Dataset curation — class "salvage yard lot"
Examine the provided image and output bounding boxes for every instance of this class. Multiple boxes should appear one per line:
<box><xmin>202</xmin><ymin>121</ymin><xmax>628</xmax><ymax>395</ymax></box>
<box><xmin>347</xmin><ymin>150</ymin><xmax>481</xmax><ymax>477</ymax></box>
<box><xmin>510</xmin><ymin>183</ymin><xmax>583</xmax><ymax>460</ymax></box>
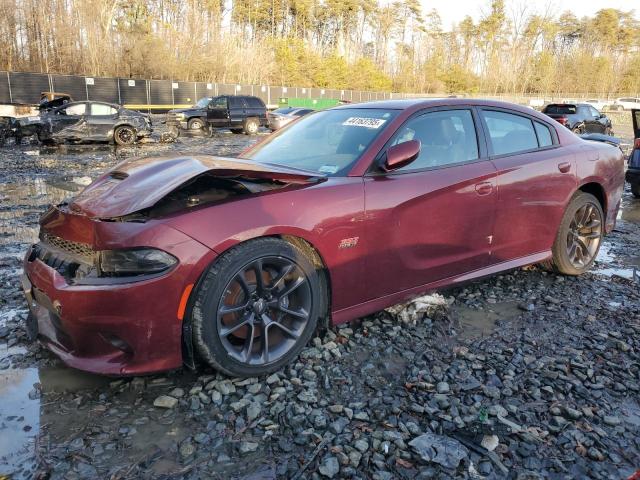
<box><xmin>0</xmin><ymin>124</ymin><xmax>639</xmax><ymax>479</ymax></box>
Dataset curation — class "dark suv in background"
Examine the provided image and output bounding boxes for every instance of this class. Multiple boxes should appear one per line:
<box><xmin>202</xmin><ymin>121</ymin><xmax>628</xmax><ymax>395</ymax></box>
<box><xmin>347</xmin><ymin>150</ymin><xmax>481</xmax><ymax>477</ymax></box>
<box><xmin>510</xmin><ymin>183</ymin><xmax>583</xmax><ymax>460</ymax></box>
<box><xmin>626</xmin><ymin>109</ymin><xmax>640</xmax><ymax>198</ymax></box>
<box><xmin>542</xmin><ymin>103</ymin><xmax>613</xmax><ymax>135</ymax></box>
<box><xmin>167</xmin><ymin>95</ymin><xmax>268</xmax><ymax>134</ymax></box>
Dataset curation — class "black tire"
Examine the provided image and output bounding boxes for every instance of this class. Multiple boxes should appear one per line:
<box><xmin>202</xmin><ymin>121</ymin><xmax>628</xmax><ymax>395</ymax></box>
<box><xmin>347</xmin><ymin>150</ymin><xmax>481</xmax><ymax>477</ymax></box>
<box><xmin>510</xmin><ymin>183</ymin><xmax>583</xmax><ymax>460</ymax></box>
<box><xmin>543</xmin><ymin>192</ymin><xmax>604</xmax><ymax>275</ymax></box>
<box><xmin>230</xmin><ymin>128</ymin><xmax>244</xmax><ymax>134</ymax></box>
<box><xmin>243</xmin><ymin>118</ymin><xmax>259</xmax><ymax>135</ymax></box>
<box><xmin>572</xmin><ymin>125</ymin><xmax>584</xmax><ymax>135</ymax></box>
<box><xmin>187</xmin><ymin>118</ymin><xmax>204</xmax><ymax>130</ymax></box>
<box><xmin>114</xmin><ymin>125</ymin><xmax>136</xmax><ymax>145</ymax></box>
<box><xmin>191</xmin><ymin>237</ymin><xmax>324</xmax><ymax>377</ymax></box>
<box><xmin>631</xmin><ymin>182</ymin><xmax>640</xmax><ymax>199</ymax></box>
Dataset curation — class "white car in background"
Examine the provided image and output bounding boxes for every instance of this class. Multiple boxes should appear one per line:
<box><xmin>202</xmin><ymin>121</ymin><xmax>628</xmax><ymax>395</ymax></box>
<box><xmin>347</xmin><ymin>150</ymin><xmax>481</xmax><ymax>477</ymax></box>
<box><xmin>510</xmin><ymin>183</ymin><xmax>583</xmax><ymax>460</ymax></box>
<box><xmin>584</xmin><ymin>99</ymin><xmax>610</xmax><ymax>111</ymax></box>
<box><xmin>613</xmin><ymin>97</ymin><xmax>640</xmax><ymax>111</ymax></box>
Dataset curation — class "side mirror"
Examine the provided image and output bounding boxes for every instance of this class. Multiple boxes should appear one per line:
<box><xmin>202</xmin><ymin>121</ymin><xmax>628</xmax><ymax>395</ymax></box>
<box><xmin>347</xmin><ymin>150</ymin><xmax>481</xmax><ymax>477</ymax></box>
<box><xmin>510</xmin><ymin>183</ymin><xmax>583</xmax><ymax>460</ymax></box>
<box><xmin>383</xmin><ymin>140</ymin><xmax>421</xmax><ymax>172</ymax></box>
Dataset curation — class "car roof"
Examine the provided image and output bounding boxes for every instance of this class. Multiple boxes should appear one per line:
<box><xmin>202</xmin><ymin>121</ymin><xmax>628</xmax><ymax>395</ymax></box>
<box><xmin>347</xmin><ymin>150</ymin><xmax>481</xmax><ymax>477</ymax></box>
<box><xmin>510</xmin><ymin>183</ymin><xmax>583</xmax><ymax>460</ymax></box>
<box><xmin>333</xmin><ymin>98</ymin><xmax>557</xmax><ymax>119</ymax></box>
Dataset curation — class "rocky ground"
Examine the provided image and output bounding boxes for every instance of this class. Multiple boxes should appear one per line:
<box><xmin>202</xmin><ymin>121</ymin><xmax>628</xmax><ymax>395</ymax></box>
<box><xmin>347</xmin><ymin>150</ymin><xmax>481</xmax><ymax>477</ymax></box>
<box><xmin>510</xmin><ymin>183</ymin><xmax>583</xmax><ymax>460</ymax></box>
<box><xmin>0</xmin><ymin>121</ymin><xmax>639</xmax><ymax>479</ymax></box>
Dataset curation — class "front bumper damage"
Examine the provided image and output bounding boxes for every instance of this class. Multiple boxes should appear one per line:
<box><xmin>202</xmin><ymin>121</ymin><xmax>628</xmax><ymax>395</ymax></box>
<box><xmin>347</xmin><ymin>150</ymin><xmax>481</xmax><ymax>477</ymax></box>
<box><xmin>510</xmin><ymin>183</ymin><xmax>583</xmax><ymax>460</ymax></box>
<box><xmin>22</xmin><ymin>206</ymin><xmax>215</xmax><ymax>375</ymax></box>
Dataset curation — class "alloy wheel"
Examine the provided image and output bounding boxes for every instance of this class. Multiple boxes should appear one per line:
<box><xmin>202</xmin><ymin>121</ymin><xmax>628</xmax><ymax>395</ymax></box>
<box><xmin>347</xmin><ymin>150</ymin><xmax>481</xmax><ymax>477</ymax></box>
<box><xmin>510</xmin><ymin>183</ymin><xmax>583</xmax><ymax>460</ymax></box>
<box><xmin>565</xmin><ymin>202</ymin><xmax>602</xmax><ymax>268</ymax></box>
<box><xmin>216</xmin><ymin>256</ymin><xmax>312</xmax><ymax>366</ymax></box>
<box><xmin>116</xmin><ymin>127</ymin><xmax>134</xmax><ymax>144</ymax></box>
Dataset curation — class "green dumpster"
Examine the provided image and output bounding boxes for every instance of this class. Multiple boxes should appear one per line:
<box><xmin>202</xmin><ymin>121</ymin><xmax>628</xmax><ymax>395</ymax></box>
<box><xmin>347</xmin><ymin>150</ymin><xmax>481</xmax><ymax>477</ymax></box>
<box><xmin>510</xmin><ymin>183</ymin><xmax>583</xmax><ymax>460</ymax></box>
<box><xmin>278</xmin><ymin>98</ymin><xmax>341</xmax><ymax>109</ymax></box>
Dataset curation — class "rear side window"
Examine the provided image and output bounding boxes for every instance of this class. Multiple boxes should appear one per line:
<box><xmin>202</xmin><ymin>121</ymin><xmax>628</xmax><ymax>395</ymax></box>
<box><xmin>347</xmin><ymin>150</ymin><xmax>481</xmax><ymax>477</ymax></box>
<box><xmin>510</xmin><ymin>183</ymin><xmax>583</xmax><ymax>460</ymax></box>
<box><xmin>228</xmin><ymin>97</ymin><xmax>244</xmax><ymax>108</ymax></box>
<box><xmin>390</xmin><ymin>109</ymin><xmax>479</xmax><ymax>170</ymax></box>
<box><xmin>90</xmin><ymin>104</ymin><xmax>117</xmax><ymax>116</ymax></box>
<box><xmin>534</xmin><ymin>122</ymin><xmax>553</xmax><ymax>147</ymax></box>
<box><xmin>59</xmin><ymin>103</ymin><xmax>86</xmax><ymax>115</ymax></box>
<box><xmin>245</xmin><ymin>97</ymin><xmax>265</xmax><ymax>108</ymax></box>
<box><xmin>481</xmin><ymin>110</ymin><xmax>538</xmax><ymax>156</ymax></box>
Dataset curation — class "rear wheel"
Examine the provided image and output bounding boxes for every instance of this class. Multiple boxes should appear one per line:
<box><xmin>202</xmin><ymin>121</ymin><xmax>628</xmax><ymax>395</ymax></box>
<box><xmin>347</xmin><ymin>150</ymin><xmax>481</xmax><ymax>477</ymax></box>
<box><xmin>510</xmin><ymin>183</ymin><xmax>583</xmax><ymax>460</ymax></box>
<box><xmin>572</xmin><ymin>125</ymin><xmax>584</xmax><ymax>135</ymax></box>
<box><xmin>191</xmin><ymin>238</ymin><xmax>324</xmax><ymax>377</ymax></box>
<box><xmin>188</xmin><ymin>118</ymin><xmax>204</xmax><ymax>130</ymax></box>
<box><xmin>243</xmin><ymin>118</ymin><xmax>259</xmax><ymax>135</ymax></box>
<box><xmin>114</xmin><ymin>125</ymin><xmax>136</xmax><ymax>145</ymax></box>
<box><xmin>543</xmin><ymin>192</ymin><xmax>604</xmax><ymax>275</ymax></box>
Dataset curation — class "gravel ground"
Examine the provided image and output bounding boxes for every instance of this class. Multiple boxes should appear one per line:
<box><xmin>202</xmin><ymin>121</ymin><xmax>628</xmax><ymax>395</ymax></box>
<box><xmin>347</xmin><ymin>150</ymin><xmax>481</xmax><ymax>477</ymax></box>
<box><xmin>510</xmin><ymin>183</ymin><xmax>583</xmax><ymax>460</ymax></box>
<box><xmin>0</xmin><ymin>121</ymin><xmax>639</xmax><ymax>480</ymax></box>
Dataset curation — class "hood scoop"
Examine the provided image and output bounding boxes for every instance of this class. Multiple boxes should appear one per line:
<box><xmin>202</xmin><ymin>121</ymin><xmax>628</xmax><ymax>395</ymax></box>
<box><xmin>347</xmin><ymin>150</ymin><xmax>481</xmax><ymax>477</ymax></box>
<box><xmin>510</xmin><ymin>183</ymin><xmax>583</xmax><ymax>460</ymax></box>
<box><xmin>69</xmin><ymin>155</ymin><xmax>323</xmax><ymax>219</ymax></box>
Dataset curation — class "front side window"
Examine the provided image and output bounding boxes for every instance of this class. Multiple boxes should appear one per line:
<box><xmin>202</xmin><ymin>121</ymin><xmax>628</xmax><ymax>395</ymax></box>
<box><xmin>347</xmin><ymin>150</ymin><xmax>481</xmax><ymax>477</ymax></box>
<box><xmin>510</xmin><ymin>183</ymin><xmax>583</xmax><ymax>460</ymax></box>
<box><xmin>389</xmin><ymin>109</ymin><xmax>479</xmax><ymax>170</ymax></box>
<box><xmin>195</xmin><ymin>97</ymin><xmax>212</xmax><ymax>108</ymax></box>
<box><xmin>90</xmin><ymin>103</ymin><xmax>117</xmax><ymax>116</ymax></box>
<box><xmin>588</xmin><ymin>107</ymin><xmax>600</xmax><ymax>117</ymax></box>
<box><xmin>243</xmin><ymin>108</ymin><xmax>398</xmax><ymax>176</ymax></box>
<box><xmin>481</xmin><ymin>110</ymin><xmax>538</xmax><ymax>156</ymax></box>
<box><xmin>58</xmin><ymin>103</ymin><xmax>86</xmax><ymax>116</ymax></box>
<box><xmin>211</xmin><ymin>97</ymin><xmax>227</xmax><ymax>109</ymax></box>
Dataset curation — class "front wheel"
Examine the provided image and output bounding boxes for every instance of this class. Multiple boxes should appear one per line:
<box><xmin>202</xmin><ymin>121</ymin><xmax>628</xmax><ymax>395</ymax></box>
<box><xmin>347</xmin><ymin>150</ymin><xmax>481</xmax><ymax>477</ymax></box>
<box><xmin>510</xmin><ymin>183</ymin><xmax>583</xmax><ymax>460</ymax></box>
<box><xmin>191</xmin><ymin>238</ymin><xmax>324</xmax><ymax>377</ymax></box>
<box><xmin>188</xmin><ymin>118</ymin><xmax>204</xmax><ymax>130</ymax></box>
<box><xmin>543</xmin><ymin>192</ymin><xmax>604</xmax><ymax>275</ymax></box>
<box><xmin>114</xmin><ymin>125</ymin><xmax>136</xmax><ymax>145</ymax></box>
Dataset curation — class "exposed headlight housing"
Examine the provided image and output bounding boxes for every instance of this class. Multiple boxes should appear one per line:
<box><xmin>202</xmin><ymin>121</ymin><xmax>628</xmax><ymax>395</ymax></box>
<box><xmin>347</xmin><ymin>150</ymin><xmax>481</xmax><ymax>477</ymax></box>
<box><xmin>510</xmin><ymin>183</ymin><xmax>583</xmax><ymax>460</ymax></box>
<box><xmin>98</xmin><ymin>248</ymin><xmax>177</xmax><ymax>276</ymax></box>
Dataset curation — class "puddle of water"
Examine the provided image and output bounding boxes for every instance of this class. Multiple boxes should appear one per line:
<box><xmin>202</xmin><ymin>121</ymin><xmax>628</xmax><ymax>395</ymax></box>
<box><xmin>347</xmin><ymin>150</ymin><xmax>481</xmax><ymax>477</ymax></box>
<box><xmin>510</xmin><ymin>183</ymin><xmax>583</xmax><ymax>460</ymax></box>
<box><xmin>620</xmin><ymin>197</ymin><xmax>640</xmax><ymax>225</ymax></box>
<box><xmin>594</xmin><ymin>244</ymin><xmax>639</xmax><ymax>280</ymax></box>
<box><xmin>451</xmin><ymin>301</ymin><xmax>521</xmax><ymax>340</ymax></box>
<box><xmin>0</xmin><ymin>369</ymin><xmax>40</xmax><ymax>478</ymax></box>
<box><xmin>0</xmin><ymin>366</ymin><xmax>111</xmax><ymax>476</ymax></box>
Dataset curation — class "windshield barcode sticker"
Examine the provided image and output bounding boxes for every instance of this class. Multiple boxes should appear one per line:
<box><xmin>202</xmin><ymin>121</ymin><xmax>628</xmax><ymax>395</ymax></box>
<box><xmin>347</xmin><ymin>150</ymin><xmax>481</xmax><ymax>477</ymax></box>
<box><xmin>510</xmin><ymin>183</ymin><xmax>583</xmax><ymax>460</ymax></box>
<box><xmin>342</xmin><ymin>117</ymin><xmax>386</xmax><ymax>129</ymax></box>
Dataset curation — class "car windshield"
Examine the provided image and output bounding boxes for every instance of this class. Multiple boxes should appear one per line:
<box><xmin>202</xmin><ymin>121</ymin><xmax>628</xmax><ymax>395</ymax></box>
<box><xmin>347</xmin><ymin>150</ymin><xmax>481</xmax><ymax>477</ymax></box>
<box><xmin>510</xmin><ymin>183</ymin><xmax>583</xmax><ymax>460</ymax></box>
<box><xmin>195</xmin><ymin>98</ymin><xmax>211</xmax><ymax>108</ymax></box>
<box><xmin>243</xmin><ymin>108</ymin><xmax>398</xmax><ymax>176</ymax></box>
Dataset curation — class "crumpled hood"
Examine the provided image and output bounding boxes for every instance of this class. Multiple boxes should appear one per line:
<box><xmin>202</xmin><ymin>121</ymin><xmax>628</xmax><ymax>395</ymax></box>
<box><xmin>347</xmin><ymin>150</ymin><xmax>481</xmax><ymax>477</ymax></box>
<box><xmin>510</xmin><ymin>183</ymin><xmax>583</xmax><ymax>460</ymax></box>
<box><xmin>68</xmin><ymin>155</ymin><xmax>323</xmax><ymax>218</ymax></box>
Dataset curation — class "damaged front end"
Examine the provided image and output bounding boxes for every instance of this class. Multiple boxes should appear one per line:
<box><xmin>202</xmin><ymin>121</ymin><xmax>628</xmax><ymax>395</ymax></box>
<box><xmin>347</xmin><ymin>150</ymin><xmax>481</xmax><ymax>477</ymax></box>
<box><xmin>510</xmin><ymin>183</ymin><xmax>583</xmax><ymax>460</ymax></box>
<box><xmin>22</xmin><ymin>155</ymin><xmax>324</xmax><ymax>374</ymax></box>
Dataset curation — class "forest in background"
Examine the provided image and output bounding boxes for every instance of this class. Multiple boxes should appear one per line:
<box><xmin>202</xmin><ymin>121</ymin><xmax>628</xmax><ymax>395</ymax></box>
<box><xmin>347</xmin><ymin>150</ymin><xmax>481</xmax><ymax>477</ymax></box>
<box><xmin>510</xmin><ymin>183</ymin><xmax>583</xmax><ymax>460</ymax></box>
<box><xmin>0</xmin><ymin>0</ymin><xmax>638</xmax><ymax>95</ymax></box>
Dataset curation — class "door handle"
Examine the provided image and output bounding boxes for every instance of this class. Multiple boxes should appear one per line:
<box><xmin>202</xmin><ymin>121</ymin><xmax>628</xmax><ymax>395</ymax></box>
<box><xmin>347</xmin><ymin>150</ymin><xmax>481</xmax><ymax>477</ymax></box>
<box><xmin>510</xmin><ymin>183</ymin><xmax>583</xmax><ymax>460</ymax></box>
<box><xmin>558</xmin><ymin>162</ymin><xmax>571</xmax><ymax>173</ymax></box>
<box><xmin>475</xmin><ymin>182</ymin><xmax>493</xmax><ymax>196</ymax></box>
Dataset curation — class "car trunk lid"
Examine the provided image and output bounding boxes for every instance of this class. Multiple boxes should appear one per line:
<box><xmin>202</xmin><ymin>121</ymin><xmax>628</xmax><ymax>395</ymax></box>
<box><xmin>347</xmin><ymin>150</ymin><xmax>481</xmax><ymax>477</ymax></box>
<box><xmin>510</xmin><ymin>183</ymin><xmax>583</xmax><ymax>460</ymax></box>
<box><xmin>68</xmin><ymin>155</ymin><xmax>324</xmax><ymax>218</ymax></box>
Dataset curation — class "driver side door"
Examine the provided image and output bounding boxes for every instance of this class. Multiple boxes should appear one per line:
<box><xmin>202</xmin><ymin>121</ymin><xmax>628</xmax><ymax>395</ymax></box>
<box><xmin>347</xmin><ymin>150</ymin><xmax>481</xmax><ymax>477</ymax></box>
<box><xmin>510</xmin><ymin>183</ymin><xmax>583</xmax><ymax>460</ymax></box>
<box><xmin>206</xmin><ymin>97</ymin><xmax>229</xmax><ymax>127</ymax></box>
<box><xmin>363</xmin><ymin>107</ymin><xmax>497</xmax><ymax>300</ymax></box>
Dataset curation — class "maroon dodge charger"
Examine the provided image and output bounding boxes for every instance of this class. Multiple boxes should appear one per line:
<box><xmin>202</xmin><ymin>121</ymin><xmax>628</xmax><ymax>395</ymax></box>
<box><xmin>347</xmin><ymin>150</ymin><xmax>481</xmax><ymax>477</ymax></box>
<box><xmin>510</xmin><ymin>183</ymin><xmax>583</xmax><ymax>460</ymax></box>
<box><xmin>22</xmin><ymin>99</ymin><xmax>624</xmax><ymax>376</ymax></box>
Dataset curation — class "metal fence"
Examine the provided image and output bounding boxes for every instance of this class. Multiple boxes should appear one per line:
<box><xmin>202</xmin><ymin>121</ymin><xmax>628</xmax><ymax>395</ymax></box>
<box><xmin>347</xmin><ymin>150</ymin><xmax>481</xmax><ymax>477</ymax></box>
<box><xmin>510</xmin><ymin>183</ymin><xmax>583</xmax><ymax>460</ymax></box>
<box><xmin>0</xmin><ymin>71</ymin><xmax>397</xmax><ymax>111</ymax></box>
<box><xmin>1</xmin><ymin>71</ymin><xmax>637</xmax><ymax>111</ymax></box>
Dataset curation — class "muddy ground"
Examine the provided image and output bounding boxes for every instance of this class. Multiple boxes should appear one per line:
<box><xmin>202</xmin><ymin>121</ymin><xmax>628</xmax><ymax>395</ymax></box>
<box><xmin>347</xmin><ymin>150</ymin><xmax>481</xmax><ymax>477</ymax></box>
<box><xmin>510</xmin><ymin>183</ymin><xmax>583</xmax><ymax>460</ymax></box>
<box><xmin>0</xmin><ymin>121</ymin><xmax>639</xmax><ymax>479</ymax></box>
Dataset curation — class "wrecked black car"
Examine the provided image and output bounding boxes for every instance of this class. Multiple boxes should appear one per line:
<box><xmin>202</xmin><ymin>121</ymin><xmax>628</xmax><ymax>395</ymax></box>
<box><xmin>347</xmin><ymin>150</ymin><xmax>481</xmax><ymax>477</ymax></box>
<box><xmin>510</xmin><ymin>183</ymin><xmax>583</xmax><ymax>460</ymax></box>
<box><xmin>39</xmin><ymin>91</ymin><xmax>73</xmax><ymax>111</ymax></box>
<box><xmin>18</xmin><ymin>101</ymin><xmax>152</xmax><ymax>145</ymax></box>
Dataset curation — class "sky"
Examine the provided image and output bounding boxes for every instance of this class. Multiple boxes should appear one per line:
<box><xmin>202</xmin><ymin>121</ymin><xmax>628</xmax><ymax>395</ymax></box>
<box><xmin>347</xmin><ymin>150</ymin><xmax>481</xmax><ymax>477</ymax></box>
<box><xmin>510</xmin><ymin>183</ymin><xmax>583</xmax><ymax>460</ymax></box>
<box><xmin>422</xmin><ymin>0</ymin><xmax>639</xmax><ymax>30</ymax></box>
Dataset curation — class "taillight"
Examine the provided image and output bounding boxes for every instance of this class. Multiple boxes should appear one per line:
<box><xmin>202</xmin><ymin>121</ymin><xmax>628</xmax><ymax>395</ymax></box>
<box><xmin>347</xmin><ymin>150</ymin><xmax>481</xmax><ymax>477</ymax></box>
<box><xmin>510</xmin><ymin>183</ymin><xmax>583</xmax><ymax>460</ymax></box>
<box><xmin>556</xmin><ymin>116</ymin><xmax>568</xmax><ymax>125</ymax></box>
<box><xmin>635</xmin><ymin>138</ymin><xmax>640</xmax><ymax>149</ymax></box>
